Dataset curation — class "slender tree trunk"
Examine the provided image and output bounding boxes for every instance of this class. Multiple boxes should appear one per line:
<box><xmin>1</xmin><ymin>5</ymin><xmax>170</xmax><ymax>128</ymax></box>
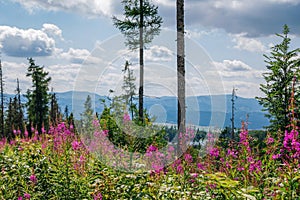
<box><xmin>0</xmin><ymin>60</ymin><xmax>4</xmax><ymax>138</ymax></box>
<box><xmin>231</xmin><ymin>87</ymin><xmax>236</xmax><ymax>139</ymax></box>
<box><xmin>177</xmin><ymin>0</ymin><xmax>185</xmax><ymax>134</ymax></box>
<box><xmin>139</xmin><ymin>0</ymin><xmax>144</xmax><ymax>123</ymax></box>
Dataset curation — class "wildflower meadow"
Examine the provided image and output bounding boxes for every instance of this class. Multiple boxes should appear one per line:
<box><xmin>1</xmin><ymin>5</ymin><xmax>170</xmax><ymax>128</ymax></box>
<box><xmin>0</xmin><ymin>113</ymin><xmax>299</xmax><ymax>199</ymax></box>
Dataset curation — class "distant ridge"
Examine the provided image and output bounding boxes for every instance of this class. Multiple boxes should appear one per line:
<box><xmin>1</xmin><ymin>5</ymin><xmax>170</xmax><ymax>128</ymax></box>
<box><xmin>56</xmin><ymin>91</ymin><xmax>269</xmax><ymax>130</ymax></box>
<box><xmin>2</xmin><ymin>91</ymin><xmax>269</xmax><ymax>130</ymax></box>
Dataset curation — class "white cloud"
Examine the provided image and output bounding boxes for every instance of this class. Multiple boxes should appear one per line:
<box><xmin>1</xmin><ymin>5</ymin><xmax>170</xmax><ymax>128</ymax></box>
<box><xmin>118</xmin><ymin>45</ymin><xmax>174</xmax><ymax>63</ymax></box>
<box><xmin>46</xmin><ymin>63</ymin><xmax>81</xmax><ymax>92</ymax></box>
<box><xmin>60</xmin><ymin>48</ymin><xmax>90</xmax><ymax>64</ymax></box>
<box><xmin>42</xmin><ymin>24</ymin><xmax>64</xmax><ymax>41</ymax></box>
<box><xmin>266</xmin><ymin>0</ymin><xmax>300</xmax><ymax>4</ymax></box>
<box><xmin>0</xmin><ymin>24</ymin><xmax>60</xmax><ymax>57</ymax></box>
<box><xmin>12</xmin><ymin>0</ymin><xmax>114</xmax><ymax>17</ymax></box>
<box><xmin>145</xmin><ymin>45</ymin><xmax>173</xmax><ymax>62</ymax></box>
<box><xmin>207</xmin><ymin>59</ymin><xmax>266</xmax><ymax>97</ymax></box>
<box><xmin>214</xmin><ymin>59</ymin><xmax>252</xmax><ymax>71</ymax></box>
<box><xmin>232</xmin><ymin>33</ymin><xmax>266</xmax><ymax>52</ymax></box>
<box><xmin>0</xmin><ymin>61</ymin><xmax>30</xmax><ymax>94</ymax></box>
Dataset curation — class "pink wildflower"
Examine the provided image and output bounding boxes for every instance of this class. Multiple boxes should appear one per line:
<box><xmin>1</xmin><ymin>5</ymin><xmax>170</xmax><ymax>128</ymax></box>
<box><xmin>147</xmin><ymin>145</ymin><xmax>157</xmax><ymax>152</ymax></box>
<box><xmin>184</xmin><ymin>153</ymin><xmax>193</xmax><ymax>164</ymax></box>
<box><xmin>24</xmin><ymin>193</ymin><xmax>30</xmax><ymax>199</ymax></box>
<box><xmin>72</xmin><ymin>140</ymin><xmax>80</xmax><ymax>151</ymax></box>
<box><xmin>209</xmin><ymin>147</ymin><xmax>219</xmax><ymax>158</ymax></box>
<box><xmin>272</xmin><ymin>154</ymin><xmax>281</xmax><ymax>160</ymax></box>
<box><xmin>227</xmin><ymin>149</ymin><xmax>238</xmax><ymax>158</ymax></box>
<box><xmin>266</xmin><ymin>137</ymin><xmax>274</xmax><ymax>145</ymax></box>
<box><xmin>176</xmin><ymin>164</ymin><xmax>184</xmax><ymax>174</ymax></box>
<box><xmin>123</xmin><ymin>113</ymin><xmax>130</xmax><ymax>122</ymax></box>
<box><xmin>197</xmin><ymin>163</ymin><xmax>205</xmax><ymax>170</ymax></box>
<box><xmin>24</xmin><ymin>130</ymin><xmax>29</xmax><ymax>138</ymax></box>
<box><xmin>30</xmin><ymin>174</ymin><xmax>37</xmax><ymax>184</ymax></box>
<box><xmin>93</xmin><ymin>192</ymin><xmax>103</xmax><ymax>200</ymax></box>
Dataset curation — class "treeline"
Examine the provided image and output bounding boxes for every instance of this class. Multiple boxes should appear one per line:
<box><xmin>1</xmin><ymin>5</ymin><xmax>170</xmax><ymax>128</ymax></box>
<box><xmin>0</xmin><ymin>58</ymin><xmax>74</xmax><ymax>141</ymax></box>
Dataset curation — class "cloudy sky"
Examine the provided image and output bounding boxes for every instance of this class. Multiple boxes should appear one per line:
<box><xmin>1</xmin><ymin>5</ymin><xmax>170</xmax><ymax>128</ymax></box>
<box><xmin>0</xmin><ymin>0</ymin><xmax>300</xmax><ymax>99</ymax></box>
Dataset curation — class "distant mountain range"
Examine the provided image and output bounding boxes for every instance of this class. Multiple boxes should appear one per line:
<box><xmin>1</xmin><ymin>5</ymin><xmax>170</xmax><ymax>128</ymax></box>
<box><xmin>4</xmin><ymin>91</ymin><xmax>269</xmax><ymax>130</ymax></box>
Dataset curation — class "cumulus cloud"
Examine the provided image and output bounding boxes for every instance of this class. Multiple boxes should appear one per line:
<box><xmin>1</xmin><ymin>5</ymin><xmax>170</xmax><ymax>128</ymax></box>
<box><xmin>60</xmin><ymin>48</ymin><xmax>90</xmax><ymax>64</ymax></box>
<box><xmin>211</xmin><ymin>60</ymin><xmax>265</xmax><ymax>79</ymax></box>
<box><xmin>12</xmin><ymin>0</ymin><xmax>114</xmax><ymax>17</ymax></box>
<box><xmin>118</xmin><ymin>45</ymin><xmax>174</xmax><ymax>63</ymax></box>
<box><xmin>42</xmin><ymin>24</ymin><xmax>64</xmax><ymax>40</ymax></box>
<box><xmin>0</xmin><ymin>60</ymin><xmax>82</xmax><ymax>93</ymax></box>
<box><xmin>0</xmin><ymin>24</ymin><xmax>62</xmax><ymax>57</ymax></box>
<box><xmin>157</xmin><ymin>0</ymin><xmax>300</xmax><ymax>37</ymax></box>
<box><xmin>145</xmin><ymin>45</ymin><xmax>173</xmax><ymax>62</ymax></box>
<box><xmin>46</xmin><ymin>63</ymin><xmax>81</xmax><ymax>92</ymax></box>
<box><xmin>11</xmin><ymin>0</ymin><xmax>300</xmax><ymax>37</ymax></box>
<box><xmin>232</xmin><ymin>33</ymin><xmax>266</xmax><ymax>52</ymax></box>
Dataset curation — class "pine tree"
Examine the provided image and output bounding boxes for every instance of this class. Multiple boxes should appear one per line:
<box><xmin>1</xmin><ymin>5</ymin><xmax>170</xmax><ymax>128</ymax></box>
<box><xmin>26</xmin><ymin>58</ymin><xmax>51</xmax><ymax>134</ymax></box>
<box><xmin>257</xmin><ymin>25</ymin><xmax>300</xmax><ymax>132</ymax></box>
<box><xmin>113</xmin><ymin>0</ymin><xmax>163</xmax><ymax>123</ymax></box>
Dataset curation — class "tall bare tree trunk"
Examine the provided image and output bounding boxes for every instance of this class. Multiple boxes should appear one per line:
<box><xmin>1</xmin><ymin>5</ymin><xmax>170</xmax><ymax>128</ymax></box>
<box><xmin>139</xmin><ymin>0</ymin><xmax>144</xmax><ymax>123</ymax></box>
<box><xmin>0</xmin><ymin>60</ymin><xmax>4</xmax><ymax>138</ymax></box>
<box><xmin>177</xmin><ymin>0</ymin><xmax>185</xmax><ymax>134</ymax></box>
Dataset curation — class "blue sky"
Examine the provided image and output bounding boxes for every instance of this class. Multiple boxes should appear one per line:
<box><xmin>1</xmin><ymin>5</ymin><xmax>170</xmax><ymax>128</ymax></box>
<box><xmin>0</xmin><ymin>0</ymin><xmax>300</xmax><ymax>98</ymax></box>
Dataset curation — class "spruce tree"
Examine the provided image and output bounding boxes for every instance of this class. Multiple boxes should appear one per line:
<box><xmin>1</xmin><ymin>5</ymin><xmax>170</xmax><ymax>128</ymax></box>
<box><xmin>122</xmin><ymin>61</ymin><xmax>137</xmax><ymax>119</ymax></box>
<box><xmin>26</xmin><ymin>58</ymin><xmax>51</xmax><ymax>134</ymax></box>
<box><xmin>64</xmin><ymin>105</ymin><xmax>69</xmax><ymax>121</ymax></box>
<box><xmin>80</xmin><ymin>95</ymin><xmax>94</xmax><ymax>134</ymax></box>
<box><xmin>113</xmin><ymin>0</ymin><xmax>162</xmax><ymax>123</ymax></box>
<box><xmin>15</xmin><ymin>79</ymin><xmax>24</xmax><ymax>135</ymax></box>
<box><xmin>4</xmin><ymin>98</ymin><xmax>13</xmax><ymax>140</ymax></box>
<box><xmin>50</xmin><ymin>92</ymin><xmax>60</xmax><ymax>126</ymax></box>
<box><xmin>257</xmin><ymin>25</ymin><xmax>300</xmax><ymax>132</ymax></box>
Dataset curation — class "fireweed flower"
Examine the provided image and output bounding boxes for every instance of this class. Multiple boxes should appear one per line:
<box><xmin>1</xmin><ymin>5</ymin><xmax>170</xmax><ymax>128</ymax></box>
<box><xmin>24</xmin><ymin>193</ymin><xmax>30</xmax><ymax>199</ymax></box>
<box><xmin>249</xmin><ymin>159</ymin><xmax>262</xmax><ymax>173</ymax></box>
<box><xmin>146</xmin><ymin>144</ymin><xmax>157</xmax><ymax>152</ymax></box>
<box><xmin>184</xmin><ymin>153</ymin><xmax>193</xmax><ymax>164</ymax></box>
<box><xmin>282</xmin><ymin>129</ymin><xmax>300</xmax><ymax>158</ymax></box>
<box><xmin>176</xmin><ymin>164</ymin><xmax>184</xmax><ymax>174</ymax></box>
<box><xmin>24</xmin><ymin>130</ymin><xmax>29</xmax><ymax>138</ymax></box>
<box><xmin>209</xmin><ymin>147</ymin><xmax>219</xmax><ymax>158</ymax></box>
<box><xmin>197</xmin><ymin>163</ymin><xmax>205</xmax><ymax>170</ymax></box>
<box><xmin>237</xmin><ymin>166</ymin><xmax>245</xmax><ymax>171</ymax></box>
<box><xmin>123</xmin><ymin>113</ymin><xmax>130</xmax><ymax>122</ymax></box>
<box><xmin>152</xmin><ymin>163</ymin><xmax>164</xmax><ymax>174</ymax></box>
<box><xmin>227</xmin><ymin>149</ymin><xmax>238</xmax><ymax>158</ymax></box>
<box><xmin>72</xmin><ymin>140</ymin><xmax>80</xmax><ymax>151</ymax></box>
<box><xmin>272</xmin><ymin>154</ymin><xmax>281</xmax><ymax>160</ymax></box>
<box><xmin>266</xmin><ymin>137</ymin><xmax>275</xmax><ymax>145</ymax></box>
<box><xmin>30</xmin><ymin>174</ymin><xmax>37</xmax><ymax>184</ymax></box>
<box><xmin>18</xmin><ymin>197</ymin><xmax>23</xmax><ymax>200</ymax></box>
<box><xmin>94</xmin><ymin>192</ymin><xmax>103</xmax><ymax>200</ymax></box>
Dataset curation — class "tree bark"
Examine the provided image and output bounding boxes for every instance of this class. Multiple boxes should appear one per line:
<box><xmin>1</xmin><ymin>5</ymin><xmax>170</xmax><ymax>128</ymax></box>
<box><xmin>0</xmin><ymin>60</ymin><xmax>4</xmax><ymax>138</ymax></box>
<box><xmin>177</xmin><ymin>0</ymin><xmax>185</xmax><ymax>135</ymax></box>
<box><xmin>139</xmin><ymin>0</ymin><xmax>144</xmax><ymax>123</ymax></box>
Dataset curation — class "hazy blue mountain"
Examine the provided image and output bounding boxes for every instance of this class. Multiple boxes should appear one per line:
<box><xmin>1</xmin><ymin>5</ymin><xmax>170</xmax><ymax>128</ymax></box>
<box><xmin>2</xmin><ymin>91</ymin><xmax>269</xmax><ymax>130</ymax></box>
<box><xmin>55</xmin><ymin>91</ymin><xmax>269</xmax><ymax>130</ymax></box>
